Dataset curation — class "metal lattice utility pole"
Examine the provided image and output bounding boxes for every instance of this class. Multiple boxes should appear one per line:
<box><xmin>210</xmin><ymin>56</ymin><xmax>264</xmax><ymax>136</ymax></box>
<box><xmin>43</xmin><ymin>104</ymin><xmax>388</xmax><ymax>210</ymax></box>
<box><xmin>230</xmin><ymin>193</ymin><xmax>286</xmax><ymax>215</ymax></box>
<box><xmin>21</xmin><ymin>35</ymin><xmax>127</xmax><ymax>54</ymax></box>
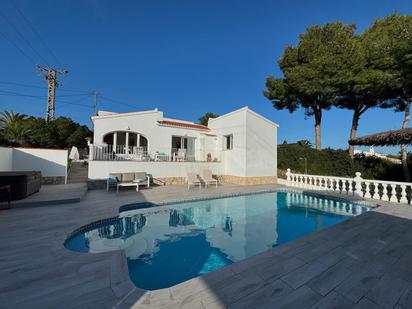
<box><xmin>37</xmin><ymin>65</ymin><xmax>68</xmax><ymax>122</ymax></box>
<box><xmin>93</xmin><ymin>91</ymin><xmax>99</xmax><ymax>115</ymax></box>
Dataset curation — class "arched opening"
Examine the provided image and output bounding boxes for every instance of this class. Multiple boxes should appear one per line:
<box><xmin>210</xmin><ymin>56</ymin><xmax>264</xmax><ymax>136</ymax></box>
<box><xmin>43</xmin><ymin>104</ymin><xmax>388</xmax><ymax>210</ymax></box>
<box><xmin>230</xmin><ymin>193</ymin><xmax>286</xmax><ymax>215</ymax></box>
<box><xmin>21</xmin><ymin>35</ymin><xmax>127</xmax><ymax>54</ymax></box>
<box><xmin>102</xmin><ymin>131</ymin><xmax>149</xmax><ymax>154</ymax></box>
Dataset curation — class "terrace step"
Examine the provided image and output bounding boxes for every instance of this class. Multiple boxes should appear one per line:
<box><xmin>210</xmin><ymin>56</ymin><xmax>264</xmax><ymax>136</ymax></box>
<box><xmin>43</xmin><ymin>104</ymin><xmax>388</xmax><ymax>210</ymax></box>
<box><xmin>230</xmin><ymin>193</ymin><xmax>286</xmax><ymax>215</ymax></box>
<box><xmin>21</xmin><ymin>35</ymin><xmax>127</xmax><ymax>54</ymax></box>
<box><xmin>67</xmin><ymin>161</ymin><xmax>88</xmax><ymax>184</ymax></box>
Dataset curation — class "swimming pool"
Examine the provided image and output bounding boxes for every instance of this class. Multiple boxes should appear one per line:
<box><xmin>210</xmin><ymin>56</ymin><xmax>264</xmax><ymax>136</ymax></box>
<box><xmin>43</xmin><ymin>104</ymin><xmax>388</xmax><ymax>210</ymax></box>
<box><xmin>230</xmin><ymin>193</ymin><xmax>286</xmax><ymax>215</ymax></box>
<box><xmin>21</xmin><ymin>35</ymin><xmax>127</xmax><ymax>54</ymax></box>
<box><xmin>65</xmin><ymin>191</ymin><xmax>368</xmax><ymax>290</ymax></box>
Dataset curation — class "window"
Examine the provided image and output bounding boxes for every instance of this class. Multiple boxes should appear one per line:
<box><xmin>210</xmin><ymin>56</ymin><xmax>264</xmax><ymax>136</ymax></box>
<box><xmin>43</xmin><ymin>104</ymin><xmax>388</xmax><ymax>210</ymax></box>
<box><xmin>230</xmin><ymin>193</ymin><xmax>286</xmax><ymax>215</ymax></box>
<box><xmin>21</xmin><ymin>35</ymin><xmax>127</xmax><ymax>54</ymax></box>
<box><xmin>224</xmin><ymin>134</ymin><xmax>233</xmax><ymax>150</ymax></box>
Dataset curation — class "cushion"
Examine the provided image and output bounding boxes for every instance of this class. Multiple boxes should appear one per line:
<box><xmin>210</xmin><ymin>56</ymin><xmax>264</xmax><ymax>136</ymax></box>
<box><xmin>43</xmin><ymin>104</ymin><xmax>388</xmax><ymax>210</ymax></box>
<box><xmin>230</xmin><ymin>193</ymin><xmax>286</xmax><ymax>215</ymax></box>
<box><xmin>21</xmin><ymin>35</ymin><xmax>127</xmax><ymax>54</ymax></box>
<box><xmin>122</xmin><ymin>173</ymin><xmax>135</xmax><ymax>182</ymax></box>
<box><xmin>134</xmin><ymin>172</ymin><xmax>147</xmax><ymax>182</ymax></box>
<box><xmin>109</xmin><ymin>173</ymin><xmax>122</xmax><ymax>182</ymax></box>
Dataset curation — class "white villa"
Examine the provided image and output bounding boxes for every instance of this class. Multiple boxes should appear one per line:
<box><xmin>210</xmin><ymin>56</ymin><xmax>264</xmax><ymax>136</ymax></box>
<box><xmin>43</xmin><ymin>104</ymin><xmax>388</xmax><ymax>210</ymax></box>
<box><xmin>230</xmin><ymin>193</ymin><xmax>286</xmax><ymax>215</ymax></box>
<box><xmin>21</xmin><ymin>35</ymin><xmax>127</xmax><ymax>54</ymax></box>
<box><xmin>88</xmin><ymin>107</ymin><xmax>278</xmax><ymax>185</ymax></box>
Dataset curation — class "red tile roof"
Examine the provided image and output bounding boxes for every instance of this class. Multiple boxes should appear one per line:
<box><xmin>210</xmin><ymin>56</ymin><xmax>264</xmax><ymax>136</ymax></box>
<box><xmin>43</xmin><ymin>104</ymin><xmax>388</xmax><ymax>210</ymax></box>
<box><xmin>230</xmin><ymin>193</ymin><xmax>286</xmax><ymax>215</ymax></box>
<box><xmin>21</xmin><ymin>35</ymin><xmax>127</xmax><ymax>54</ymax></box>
<box><xmin>158</xmin><ymin>120</ymin><xmax>210</xmax><ymax>131</ymax></box>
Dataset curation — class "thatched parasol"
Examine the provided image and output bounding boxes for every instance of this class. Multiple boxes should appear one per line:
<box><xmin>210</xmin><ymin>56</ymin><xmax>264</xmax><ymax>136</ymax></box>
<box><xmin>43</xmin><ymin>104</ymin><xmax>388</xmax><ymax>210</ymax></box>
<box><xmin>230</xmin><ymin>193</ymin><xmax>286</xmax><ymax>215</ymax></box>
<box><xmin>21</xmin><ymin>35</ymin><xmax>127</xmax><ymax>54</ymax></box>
<box><xmin>349</xmin><ymin>128</ymin><xmax>412</xmax><ymax>146</ymax></box>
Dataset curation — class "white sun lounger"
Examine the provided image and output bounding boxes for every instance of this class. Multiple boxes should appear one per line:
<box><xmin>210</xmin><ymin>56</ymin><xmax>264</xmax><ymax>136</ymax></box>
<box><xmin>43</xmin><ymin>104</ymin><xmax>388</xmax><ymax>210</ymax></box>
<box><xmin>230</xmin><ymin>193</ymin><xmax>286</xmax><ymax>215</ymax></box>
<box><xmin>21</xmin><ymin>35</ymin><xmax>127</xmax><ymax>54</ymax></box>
<box><xmin>202</xmin><ymin>169</ymin><xmax>218</xmax><ymax>188</ymax></box>
<box><xmin>187</xmin><ymin>172</ymin><xmax>201</xmax><ymax>190</ymax></box>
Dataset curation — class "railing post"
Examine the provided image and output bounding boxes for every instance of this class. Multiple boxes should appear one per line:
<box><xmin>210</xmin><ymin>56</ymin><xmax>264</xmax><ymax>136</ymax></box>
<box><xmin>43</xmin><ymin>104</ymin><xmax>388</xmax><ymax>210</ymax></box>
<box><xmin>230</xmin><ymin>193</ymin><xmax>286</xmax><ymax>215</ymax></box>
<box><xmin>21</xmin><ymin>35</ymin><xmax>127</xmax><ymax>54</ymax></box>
<box><xmin>354</xmin><ymin>172</ymin><xmax>362</xmax><ymax>197</ymax></box>
<box><xmin>89</xmin><ymin>144</ymin><xmax>94</xmax><ymax>161</ymax></box>
<box><xmin>286</xmin><ymin>168</ymin><xmax>291</xmax><ymax>186</ymax></box>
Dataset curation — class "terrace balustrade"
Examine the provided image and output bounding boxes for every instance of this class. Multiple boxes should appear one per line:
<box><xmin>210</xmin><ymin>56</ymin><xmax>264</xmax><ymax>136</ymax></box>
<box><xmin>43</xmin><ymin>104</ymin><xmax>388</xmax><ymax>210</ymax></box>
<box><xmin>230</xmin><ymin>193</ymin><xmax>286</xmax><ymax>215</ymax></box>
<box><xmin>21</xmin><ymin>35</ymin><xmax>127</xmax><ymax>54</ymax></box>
<box><xmin>89</xmin><ymin>144</ymin><xmax>149</xmax><ymax>161</ymax></box>
<box><xmin>285</xmin><ymin>168</ymin><xmax>411</xmax><ymax>205</ymax></box>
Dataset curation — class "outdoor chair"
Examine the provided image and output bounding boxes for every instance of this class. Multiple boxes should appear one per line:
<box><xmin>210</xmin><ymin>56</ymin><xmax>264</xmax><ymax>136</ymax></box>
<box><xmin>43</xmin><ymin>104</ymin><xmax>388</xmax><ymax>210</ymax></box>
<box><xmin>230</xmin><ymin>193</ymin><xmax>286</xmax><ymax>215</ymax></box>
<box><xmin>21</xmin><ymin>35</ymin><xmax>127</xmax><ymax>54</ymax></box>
<box><xmin>202</xmin><ymin>169</ymin><xmax>218</xmax><ymax>188</ymax></box>
<box><xmin>186</xmin><ymin>172</ymin><xmax>201</xmax><ymax>190</ymax></box>
<box><xmin>107</xmin><ymin>172</ymin><xmax>151</xmax><ymax>192</ymax></box>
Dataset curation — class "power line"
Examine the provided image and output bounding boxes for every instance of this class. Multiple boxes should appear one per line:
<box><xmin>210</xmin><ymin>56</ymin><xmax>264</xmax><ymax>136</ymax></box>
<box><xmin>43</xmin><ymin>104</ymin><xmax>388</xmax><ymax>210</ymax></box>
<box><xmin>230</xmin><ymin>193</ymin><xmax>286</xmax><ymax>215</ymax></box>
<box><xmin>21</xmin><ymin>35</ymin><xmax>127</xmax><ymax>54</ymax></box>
<box><xmin>11</xmin><ymin>1</ymin><xmax>63</xmax><ymax>67</ymax></box>
<box><xmin>0</xmin><ymin>90</ymin><xmax>92</xmax><ymax>108</ymax></box>
<box><xmin>0</xmin><ymin>29</ymin><xmax>36</xmax><ymax>65</ymax></box>
<box><xmin>56</xmin><ymin>95</ymin><xmax>92</xmax><ymax>110</ymax></box>
<box><xmin>0</xmin><ymin>81</ymin><xmax>91</xmax><ymax>94</ymax></box>
<box><xmin>100</xmin><ymin>95</ymin><xmax>140</xmax><ymax>109</ymax></box>
<box><xmin>0</xmin><ymin>8</ymin><xmax>50</xmax><ymax>66</ymax></box>
<box><xmin>0</xmin><ymin>89</ymin><xmax>44</xmax><ymax>98</ymax></box>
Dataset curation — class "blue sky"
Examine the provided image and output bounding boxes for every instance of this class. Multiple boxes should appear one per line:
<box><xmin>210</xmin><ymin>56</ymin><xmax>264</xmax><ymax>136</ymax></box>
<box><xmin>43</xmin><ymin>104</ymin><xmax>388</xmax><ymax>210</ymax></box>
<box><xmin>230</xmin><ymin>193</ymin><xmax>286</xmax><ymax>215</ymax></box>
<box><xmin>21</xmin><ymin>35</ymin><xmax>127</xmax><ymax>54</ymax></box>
<box><xmin>0</xmin><ymin>0</ymin><xmax>411</xmax><ymax>153</ymax></box>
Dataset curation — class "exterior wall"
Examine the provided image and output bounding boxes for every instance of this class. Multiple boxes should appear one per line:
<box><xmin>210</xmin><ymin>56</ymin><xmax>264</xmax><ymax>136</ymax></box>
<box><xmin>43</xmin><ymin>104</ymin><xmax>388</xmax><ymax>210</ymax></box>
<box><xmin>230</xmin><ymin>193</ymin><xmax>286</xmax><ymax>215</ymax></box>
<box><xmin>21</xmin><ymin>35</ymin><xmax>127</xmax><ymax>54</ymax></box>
<box><xmin>197</xmin><ymin>134</ymin><xmax>219</xmax><ymax>162</ymax></box>
<box><xmin>88</xmin><ymin>161</ymin><xmax>222</xmax><ymax>180</ymax></box>
<box><xmin>92</xmin><ymin>110</ymin><xmax>212</xmax><ymax>161</ymax></box>
<box><xmin>0</xmin><ymin>147</ymin><xmax>68</xmax><ymax>184</ymax></box>
<box><xmin>0</xmin><ymin>147</ymin><xmax>13</xmax><ymax>171</ymax></box>
<box><xmin>12</xmin><ymin>148</ymin><xmax>68</xmax><ymax>178</ymax></box>
<box><xmin>208</xmin><ymin>109</ymin><xmax>247</xmax><ymax>177</ymax></box>
<box><xmin>245</xmin><ymin>110</ymin><xmax>277</xmax><ymax>177</ymax></box>
<box><xmin>89</xmin><ymin>107</ymin><xmax>278</xmax><ymax>185</ymax></box>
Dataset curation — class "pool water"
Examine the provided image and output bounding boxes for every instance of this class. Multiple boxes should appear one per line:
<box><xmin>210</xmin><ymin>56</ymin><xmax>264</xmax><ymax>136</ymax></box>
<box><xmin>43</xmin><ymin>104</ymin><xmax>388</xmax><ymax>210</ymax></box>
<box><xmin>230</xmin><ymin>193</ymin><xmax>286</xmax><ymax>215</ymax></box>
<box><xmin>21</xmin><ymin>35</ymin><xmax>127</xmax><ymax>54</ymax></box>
<box><xmin>65</xmin><ymin>191</ymin><xmax>368</xmax><ymax>290</ymax></box>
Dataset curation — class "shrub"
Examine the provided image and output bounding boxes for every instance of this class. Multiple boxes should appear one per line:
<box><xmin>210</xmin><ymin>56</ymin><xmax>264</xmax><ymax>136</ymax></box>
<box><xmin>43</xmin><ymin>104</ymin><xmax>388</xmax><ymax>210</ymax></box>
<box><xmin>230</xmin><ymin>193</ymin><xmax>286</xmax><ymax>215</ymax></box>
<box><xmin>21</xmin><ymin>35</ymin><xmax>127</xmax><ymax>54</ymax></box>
<box><xmin>278</xmin><ymin>142</ymin><xmax>408</xmax><ymax>181</ymax></box>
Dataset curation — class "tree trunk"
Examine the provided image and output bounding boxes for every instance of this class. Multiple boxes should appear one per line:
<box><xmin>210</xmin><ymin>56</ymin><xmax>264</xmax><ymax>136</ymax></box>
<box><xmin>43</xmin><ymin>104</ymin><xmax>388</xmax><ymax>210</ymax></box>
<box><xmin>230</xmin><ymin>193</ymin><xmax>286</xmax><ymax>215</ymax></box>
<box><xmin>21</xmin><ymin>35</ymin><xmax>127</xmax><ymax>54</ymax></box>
<box><xmin>348</xmin><ymin>109</ymin><xmax>360</xmax><ymax>159</ymax></box>
<box><xmin>314</xmin><ymin>107</ymin><xmax>322</xmax><ymax>150</ymax></box>
<box><xmin>401</xmin><ymin>97</ymin><xmax>411</xmax><ymax>182</ymax></box>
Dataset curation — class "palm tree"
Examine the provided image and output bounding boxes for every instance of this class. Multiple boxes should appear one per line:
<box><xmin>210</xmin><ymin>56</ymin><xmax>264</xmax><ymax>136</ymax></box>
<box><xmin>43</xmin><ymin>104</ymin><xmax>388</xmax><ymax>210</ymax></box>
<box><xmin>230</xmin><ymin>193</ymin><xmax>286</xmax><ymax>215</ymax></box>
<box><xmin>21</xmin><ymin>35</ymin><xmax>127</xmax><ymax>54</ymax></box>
<box><xmin>0</xmin><ymin>111</ymin><xmax>31</xmax><ymax>145</ymax></box>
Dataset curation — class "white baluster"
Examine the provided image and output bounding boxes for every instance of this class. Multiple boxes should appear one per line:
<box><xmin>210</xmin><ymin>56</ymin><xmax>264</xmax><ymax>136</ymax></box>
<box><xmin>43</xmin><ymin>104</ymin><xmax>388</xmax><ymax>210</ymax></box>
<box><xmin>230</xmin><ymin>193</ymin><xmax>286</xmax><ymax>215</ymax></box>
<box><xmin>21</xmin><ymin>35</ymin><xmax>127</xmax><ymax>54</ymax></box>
<box><xmin>371</xmin><ymin>181</ymin><xmax>377</xmax><ymax>199</ymax></box>
<box><xmin>331</xmin><ymin>178</ymin><xmax>336</xmax><ymax>192</ymax></box>
<box><xmin>364</xmin><ymin>181</ymin><xmax>372</xmax><ymax>199</ymax></box>
<box><xmin>400</xmin><ymin>185</ymin><xmax>408</xmax><ymax>204</ymax></box>
<box><xmin>381</xmin><ymin>183</ymin><xmax>389</xmax><ymax>201</ymax></box>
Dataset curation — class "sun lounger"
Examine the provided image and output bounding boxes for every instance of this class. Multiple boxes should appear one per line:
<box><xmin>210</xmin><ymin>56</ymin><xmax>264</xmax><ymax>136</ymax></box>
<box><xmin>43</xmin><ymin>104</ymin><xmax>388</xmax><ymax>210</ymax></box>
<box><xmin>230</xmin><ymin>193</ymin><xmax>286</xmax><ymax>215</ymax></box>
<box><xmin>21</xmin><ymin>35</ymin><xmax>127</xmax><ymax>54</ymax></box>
<box><xmin>202</xmin><ymin>169</ymin><xmax>218</xmax><ymax>188</ymax></box>
<box><xmin>187</xmin><ymin>172</ymin><xmax>201</xmax><ymax>190</ymax></box>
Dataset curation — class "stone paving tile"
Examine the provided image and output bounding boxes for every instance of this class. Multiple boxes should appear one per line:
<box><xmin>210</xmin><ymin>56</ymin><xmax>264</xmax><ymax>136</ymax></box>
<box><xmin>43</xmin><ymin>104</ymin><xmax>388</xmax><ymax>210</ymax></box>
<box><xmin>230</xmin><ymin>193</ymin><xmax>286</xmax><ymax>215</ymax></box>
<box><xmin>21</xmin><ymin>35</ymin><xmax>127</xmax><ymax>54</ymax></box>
<box><xmin>398</xmin><ymin>283</ymin><xmax>412</xmax><ymax>309</ymax></box>
<box><xmin>334</xmin><ymin>264</ymin><xmax>382</xmax><ymax>303</ymax></box>
<box><xmin>267</xmin><ymin>285</ymin><xmax>322</xmax><ymax>309</ymax></box>
<box><xmin>281</xmin><ymin>261</ymin><xmax>329</xmax><ymax>289</ymax></box>
<box><xmin>310</xmin><ymin>291</ymin><xmax>354</xmax><ymax>309</ymax></box>
<box><xmin>194</xmin><ymin>271</ymin><xmax>265</xmax><ymax>307</ymax></box>
<box><xmin>171</xmin><ymin>265</ymin><xmax>236</xmax><ymax>301</ymax></box>
<box><xmin>254</xmin><ymin>256</ymin><xmax>305</xmax><ymax>282</ymax></box>
<box><xmin>307</xmin><ymin>260</ymin><xmax>352</xmax><ymax>296</ymax></box>
<box><xmin>295</xmin><ymin>240</ymin><xmax>341</xmax><ymax>263</ymax></box>
<box><xmin>227</xmin><ymin>280</ymin><xmax>293</xmax><ymax>309</ymax></box>
<box><xmin>365</xmin><ymin>275</ymin><xmax>409</xmax><ymax>309</ymax></box>
<box><xmin>316</xmin><ymin>246</ymin><xmax>348</xmax><ymax>268</ymax></box>
<box><xmin>352</xmin><ymin>297</ymin><xmax>383</xmax><ymax>309</ymax></box>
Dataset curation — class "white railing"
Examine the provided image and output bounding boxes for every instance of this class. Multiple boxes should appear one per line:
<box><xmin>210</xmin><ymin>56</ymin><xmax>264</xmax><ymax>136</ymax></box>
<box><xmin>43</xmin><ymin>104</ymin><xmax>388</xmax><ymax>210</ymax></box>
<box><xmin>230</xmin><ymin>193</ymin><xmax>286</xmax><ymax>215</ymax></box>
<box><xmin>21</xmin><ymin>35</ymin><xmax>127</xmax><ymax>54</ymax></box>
<box><xmin>89</xmin><ymin>144</ymin><xmax>149</xmax><ymax>161</ymax></box>
<box><xmin>285</xmin><ymin>168</ymin><xmax>411</xmax><ymax>205</ymax></box>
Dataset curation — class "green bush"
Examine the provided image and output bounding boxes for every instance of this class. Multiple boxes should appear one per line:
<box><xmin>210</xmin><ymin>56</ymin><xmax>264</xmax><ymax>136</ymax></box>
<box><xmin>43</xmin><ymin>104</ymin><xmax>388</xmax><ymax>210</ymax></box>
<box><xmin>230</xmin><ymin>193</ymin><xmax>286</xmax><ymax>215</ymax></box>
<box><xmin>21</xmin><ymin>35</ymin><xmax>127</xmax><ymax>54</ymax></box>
<box><xmin>278</xmin><ymin>142</ymin><xmax>408</xmax><ymax>181</ymax></box>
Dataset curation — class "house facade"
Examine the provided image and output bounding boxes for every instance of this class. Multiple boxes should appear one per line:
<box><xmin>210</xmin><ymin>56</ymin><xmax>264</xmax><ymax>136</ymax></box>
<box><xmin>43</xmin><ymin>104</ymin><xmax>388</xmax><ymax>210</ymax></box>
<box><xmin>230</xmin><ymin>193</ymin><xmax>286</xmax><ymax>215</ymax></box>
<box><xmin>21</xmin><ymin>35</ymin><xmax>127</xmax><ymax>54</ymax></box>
<box><xmin>88</xmin><ymin>107</ymin><xmax>278</xmax><ymax>185</ymax></box>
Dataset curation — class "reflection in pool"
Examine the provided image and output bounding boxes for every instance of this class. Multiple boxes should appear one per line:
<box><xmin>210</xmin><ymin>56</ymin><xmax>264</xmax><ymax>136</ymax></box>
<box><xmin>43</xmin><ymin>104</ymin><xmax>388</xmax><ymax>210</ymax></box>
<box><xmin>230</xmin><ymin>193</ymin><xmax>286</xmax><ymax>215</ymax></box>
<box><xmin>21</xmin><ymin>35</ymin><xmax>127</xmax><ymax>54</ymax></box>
<box><xmin>65</xmin><ymin>191</ymin><xmax>368</xmax><ymax>290</ymax></box>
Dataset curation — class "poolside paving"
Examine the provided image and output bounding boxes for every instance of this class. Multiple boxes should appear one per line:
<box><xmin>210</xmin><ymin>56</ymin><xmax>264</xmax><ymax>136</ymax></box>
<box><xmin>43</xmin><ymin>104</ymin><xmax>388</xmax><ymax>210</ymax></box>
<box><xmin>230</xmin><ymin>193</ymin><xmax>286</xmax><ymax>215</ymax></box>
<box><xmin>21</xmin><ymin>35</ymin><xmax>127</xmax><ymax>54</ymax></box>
<box><xmin>1</xmin><ymin>184</ymin><xmax>412</xmax><ymax>308</ymax></box>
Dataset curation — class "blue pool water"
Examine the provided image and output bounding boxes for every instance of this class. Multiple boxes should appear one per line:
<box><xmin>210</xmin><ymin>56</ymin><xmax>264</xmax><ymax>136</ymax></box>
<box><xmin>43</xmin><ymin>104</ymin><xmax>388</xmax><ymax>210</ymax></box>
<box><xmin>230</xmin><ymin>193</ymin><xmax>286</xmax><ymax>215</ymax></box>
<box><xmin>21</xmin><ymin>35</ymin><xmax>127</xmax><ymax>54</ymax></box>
<box><xmin>65</xmin><ymin>191</ymin><xmax>368</xmax><ymax>290</ymax></box>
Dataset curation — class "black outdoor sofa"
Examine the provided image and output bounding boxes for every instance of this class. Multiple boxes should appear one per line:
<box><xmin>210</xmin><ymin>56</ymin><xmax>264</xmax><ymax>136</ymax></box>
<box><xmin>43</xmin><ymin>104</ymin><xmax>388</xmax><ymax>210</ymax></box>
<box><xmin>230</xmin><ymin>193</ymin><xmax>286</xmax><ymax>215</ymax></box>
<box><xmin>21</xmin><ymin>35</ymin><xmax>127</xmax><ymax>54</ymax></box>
<box><xmin>0</xmin><ymin>171</ymin><xmax>41</xmax><ymax>201</ymax></box>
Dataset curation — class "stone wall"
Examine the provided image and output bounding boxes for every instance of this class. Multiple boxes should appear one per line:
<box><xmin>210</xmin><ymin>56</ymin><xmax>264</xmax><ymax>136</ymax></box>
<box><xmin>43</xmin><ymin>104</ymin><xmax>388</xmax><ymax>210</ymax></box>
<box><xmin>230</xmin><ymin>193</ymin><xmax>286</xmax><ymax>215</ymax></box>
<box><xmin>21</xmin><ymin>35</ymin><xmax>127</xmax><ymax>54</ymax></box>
<box><xmin>153</xmin><ymin>177</ymin><xmax>186</xmax><ymax>186</ymax></box>
<box><xmin>42</xmin><ymin>176</ymin><xmax>66</xmax><ymax>185</ymax></box>
<box><xmin>218</xmin><ymin>175</ymin><xmax>277</xmax><ymax>186</ymax></box>
<box><xmin>87</xmin><ymin>174</ymin><xmax>277</xmax><ymax>190</ymax></box>
<box><xmin>87</xmin><ymin>179</ymin><xmax>107</xmax><ymax>190</ymax></box>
